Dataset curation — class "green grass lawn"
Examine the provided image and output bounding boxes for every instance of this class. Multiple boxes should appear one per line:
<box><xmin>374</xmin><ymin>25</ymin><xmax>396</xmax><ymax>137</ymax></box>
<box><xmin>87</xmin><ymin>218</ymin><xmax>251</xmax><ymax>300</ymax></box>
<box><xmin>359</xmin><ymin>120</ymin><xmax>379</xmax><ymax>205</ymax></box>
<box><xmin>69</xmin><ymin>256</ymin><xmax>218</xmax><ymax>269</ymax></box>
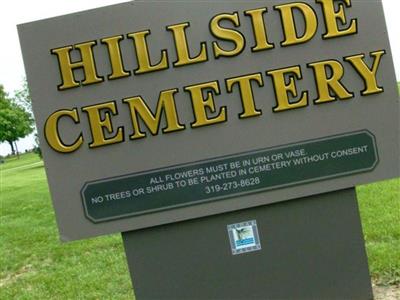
<box><xmin>0</xmin><ymin>154</ymin><xmax>132</xmax><ymax>299</ymax></box>
<box><xmin>358</xmin><ymin>180</ymin><xmax>400</xmax><ymax>285</ymax></box>
<box><xmin>1</xmin><ymin>153</ymin><xmax>41</xmax><ymax>171</ymax></box>
<box><xmin>1</xmin><ymin>153</ymin><xmax>399</xmax><ymax>299</ymax></box>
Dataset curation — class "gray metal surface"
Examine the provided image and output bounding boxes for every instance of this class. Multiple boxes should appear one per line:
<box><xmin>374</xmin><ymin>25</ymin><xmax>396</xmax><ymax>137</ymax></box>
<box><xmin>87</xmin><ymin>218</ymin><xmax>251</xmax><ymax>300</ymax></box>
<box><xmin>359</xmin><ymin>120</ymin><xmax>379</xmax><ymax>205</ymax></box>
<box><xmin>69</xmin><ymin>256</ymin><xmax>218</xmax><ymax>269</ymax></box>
<box><xmin>123</xmin><ymin>188</ymin><xmax>373</xmax><ymax>300</ymax></box>
<box><xmin>18</xmin><ymin>0</ymin><xmax>399</xmax><ymax>240</ymax></box>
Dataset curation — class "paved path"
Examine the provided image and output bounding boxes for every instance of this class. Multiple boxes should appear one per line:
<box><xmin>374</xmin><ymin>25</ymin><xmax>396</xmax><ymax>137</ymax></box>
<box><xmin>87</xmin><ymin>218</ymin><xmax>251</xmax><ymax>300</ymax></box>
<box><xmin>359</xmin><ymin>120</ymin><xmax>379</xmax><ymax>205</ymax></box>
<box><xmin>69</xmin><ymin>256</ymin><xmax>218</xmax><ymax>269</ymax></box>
<box><xmin>0</xmin><ymin>161</ymin><xmax>43</xmax><ymax>173</ymax></box>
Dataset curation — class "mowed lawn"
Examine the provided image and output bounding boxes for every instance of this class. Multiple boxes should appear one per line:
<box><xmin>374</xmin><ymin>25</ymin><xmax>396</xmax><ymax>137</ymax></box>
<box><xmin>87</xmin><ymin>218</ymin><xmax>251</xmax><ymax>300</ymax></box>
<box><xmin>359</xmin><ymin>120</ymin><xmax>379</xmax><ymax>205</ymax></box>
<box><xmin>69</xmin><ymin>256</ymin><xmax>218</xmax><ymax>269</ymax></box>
<box><xmin>1</xmin><ymin>153</ymin><xmax>399</xmax><ymax>299</ymax></box>
<box><xmin>0</xmin><ymin>153</ymin><xmax>132</xmax><ymax>299</ymax></box>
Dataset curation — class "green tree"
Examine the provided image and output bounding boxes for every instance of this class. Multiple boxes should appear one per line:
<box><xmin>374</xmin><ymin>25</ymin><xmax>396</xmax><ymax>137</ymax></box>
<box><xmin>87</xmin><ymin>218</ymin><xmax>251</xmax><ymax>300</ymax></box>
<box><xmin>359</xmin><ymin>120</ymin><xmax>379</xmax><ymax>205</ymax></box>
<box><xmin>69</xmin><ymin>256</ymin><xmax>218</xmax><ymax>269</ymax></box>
<box><xmin>13</xmin><ymin>79</ymin><xmax>43</xmax><ymax>159</ymax></box>
<box><xmin>0</xmin><ymin>85</ymin><xmax>34</xmax><ymax>156</ymax></box>
<box><xmin>14</xmin><ymin>78</ymin><xmax>32</xmax><ymax>116</ymax></box>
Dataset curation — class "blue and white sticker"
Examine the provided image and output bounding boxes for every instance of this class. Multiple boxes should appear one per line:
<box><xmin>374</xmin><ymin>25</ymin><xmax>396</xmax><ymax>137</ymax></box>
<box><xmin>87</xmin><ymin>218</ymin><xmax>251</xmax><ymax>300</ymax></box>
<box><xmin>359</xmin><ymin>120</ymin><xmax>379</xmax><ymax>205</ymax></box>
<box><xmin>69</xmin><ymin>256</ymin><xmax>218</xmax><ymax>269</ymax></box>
<box><xmin>227</xmin><ymin>220</ymin><xmax>261</xmax><ymax>255</ymax></box>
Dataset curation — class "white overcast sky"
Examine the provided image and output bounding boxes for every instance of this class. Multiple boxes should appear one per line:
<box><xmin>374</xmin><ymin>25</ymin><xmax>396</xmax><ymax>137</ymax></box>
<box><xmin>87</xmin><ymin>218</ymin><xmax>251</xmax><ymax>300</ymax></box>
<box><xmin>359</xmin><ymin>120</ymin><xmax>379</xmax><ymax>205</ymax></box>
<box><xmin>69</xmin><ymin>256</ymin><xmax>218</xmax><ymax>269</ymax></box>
<box><xmin>0</xmin><ymin>0</ymin><xmax>399</xmax><ymax>155</ymax></box>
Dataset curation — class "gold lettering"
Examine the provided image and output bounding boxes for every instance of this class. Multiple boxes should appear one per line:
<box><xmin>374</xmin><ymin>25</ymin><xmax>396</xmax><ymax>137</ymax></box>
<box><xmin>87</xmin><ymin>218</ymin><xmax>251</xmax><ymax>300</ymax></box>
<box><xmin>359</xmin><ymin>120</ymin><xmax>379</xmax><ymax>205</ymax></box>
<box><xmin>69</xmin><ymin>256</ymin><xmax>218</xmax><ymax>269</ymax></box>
<box><xmin>81</xmin><ymin>102</ymin><xmax>124</xmax><ymax>148</ymax></box>
<box><xmin>244</xmin><ymin>8</ymin><xmax>274</xmax><ymax>51</ymax></box>
<box><xmin>166</xmin><ymin>22</ymin><xmax>208</xmax><ymax>67</ymax></box>
<box><xmin>123</xmin><ymin>89</ymin><xmax>185</xmax><ymax>139</ymax></box>
<box><xmin>127</xmin><ymin>30</ymin><xmax>169</xmax><ymax>74</ymax></box>
<box><xmin>267</xmin><ymin>66</ymin><xmax>308</xmax><ymax>112</ymax></box>
<box><xmin>308</xmin><ymin>60</ymin><xmax>353</xmax><ymax>103</ymax></box>
<box><xmin>44</xmin><ymin>109</ymin><xmax>83</xmax><ymax>153</ymax></box>
<box><xmin>344</xmin><ymin>50</ymin><xmax>385</xmax><ymax>95</ymax></box>
<box><xmin>51</xmin><ymin>41</ymin><xmax>103</xmax><ymax>90</ymax></box>
<box><xmin>274</xmin><ymin>2</ymin><xmax>318</xmax><ymax>46</ymax></box>
<box><xmin>101</xmin><ymin>35</ymin><xmax>131</xmax><ymax>80</ymax></box>
<box><xmin>184</xmin><ymin>81</ymin><xmax>227</xmax><ymax>127</ymax></box>
<box><xmin>210</xmin><ymin>12</ymin><xmax>245</xmax><ymax>58</ymax></box>
<box><xmin>226</xmin><ymin>73</ymin><xmax>263</xmax><ymax>118</ymax></box>
<box><xmin>316</xmin><ymin>0</ymin><xmax>357</xmax><ymax>39</ymax></box>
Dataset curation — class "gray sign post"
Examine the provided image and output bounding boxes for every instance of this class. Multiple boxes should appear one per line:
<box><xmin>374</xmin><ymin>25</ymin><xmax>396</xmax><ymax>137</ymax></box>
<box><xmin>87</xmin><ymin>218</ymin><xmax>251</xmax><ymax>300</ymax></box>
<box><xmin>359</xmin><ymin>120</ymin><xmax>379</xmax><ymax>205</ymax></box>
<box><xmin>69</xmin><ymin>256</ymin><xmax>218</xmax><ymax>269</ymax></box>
<box><xmin>122</xmin><ymin>188</ymin><xmax>373</xmax><ymax>299</ymax></box>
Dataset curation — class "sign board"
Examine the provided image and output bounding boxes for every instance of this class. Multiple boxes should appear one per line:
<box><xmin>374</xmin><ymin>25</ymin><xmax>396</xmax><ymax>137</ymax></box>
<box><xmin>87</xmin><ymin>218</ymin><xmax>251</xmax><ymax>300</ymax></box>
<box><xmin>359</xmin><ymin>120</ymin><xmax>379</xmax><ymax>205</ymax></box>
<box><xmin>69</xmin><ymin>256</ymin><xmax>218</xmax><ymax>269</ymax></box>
<box><xmin>18</xmin><ymin>0</ymin><xmax>399</xmax><ymax>241</ymax></box>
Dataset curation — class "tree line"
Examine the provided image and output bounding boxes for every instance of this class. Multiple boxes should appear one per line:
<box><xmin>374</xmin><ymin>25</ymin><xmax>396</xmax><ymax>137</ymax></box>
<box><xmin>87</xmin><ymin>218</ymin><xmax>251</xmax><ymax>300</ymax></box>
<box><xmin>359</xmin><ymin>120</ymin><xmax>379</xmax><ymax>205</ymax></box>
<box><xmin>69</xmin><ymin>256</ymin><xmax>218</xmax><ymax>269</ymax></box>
<box><xmin>0</xmin><ymin>81</ymin><xmax>35</xmax><ymax>157</ymax></box>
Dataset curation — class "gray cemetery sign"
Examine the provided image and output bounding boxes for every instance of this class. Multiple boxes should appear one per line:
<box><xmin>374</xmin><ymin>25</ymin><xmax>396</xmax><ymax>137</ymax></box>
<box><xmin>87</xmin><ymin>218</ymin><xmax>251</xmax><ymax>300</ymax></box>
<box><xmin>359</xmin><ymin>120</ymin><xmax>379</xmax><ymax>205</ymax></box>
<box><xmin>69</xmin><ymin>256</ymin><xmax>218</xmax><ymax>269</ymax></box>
<box><xmin>19</xmin><ymin>0</ymin><xmax>399</xmax><ymax>241</ymax></box>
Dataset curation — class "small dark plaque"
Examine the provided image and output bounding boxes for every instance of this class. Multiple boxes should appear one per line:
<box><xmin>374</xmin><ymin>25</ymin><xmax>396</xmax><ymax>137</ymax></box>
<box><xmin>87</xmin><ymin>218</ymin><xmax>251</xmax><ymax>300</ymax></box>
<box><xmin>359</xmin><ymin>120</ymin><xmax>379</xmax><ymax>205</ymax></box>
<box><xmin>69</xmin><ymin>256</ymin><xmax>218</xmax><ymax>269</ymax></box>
<box><xmin>83</xmin><ymin>131</ymin><xmax>377</xmax><ymax>222</ymax></box>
